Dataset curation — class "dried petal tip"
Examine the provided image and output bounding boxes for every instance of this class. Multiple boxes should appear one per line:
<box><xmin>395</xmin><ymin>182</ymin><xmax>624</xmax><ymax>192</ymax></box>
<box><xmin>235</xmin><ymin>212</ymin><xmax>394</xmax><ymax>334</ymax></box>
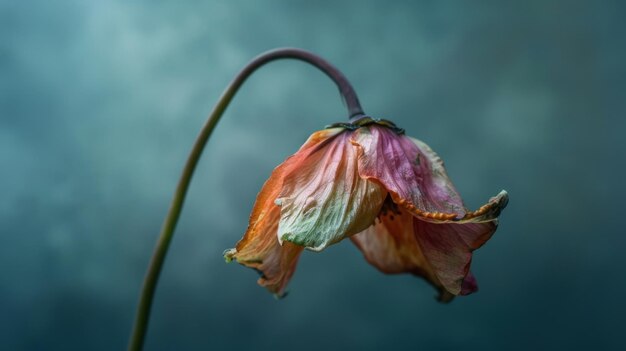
<box><xmin>223</xmin><ymin>248</ymin><xmax>236</xmax><ymax>263</ymax></box>
<box><xmin>438</xmin><ymin>290</ymin><xmax>456</xmax><ymax>303</ymax></box>
<box><xmin>494</xmin><ymin>190</ymin><xmax>509</xmax><ymax>208</ymax></box>
<box><xmin>274</xmin><ymin>291</ymin><xmax>288</xmax><ymax>300</ymax></box>
<box><xmin>462</xmin><ymin>190</ymin><xmax>509</xmax><ymax>222</ymax></box>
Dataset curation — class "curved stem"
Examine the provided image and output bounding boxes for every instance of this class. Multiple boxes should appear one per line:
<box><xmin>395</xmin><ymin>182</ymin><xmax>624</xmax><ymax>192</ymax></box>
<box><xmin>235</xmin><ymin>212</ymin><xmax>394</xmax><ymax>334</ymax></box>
<box><xmin>128</xmin><ymin>48</ymin><xmax>364</xmax><ymax>351</ymax></box>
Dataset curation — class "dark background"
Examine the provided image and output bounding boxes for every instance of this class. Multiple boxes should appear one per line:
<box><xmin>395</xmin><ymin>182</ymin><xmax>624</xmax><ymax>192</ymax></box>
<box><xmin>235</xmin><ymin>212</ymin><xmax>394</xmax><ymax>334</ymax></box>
<box><xmin>1</xmin><ymin>1</ymin><xmax>624</xmax><ymax>350</ymax></box>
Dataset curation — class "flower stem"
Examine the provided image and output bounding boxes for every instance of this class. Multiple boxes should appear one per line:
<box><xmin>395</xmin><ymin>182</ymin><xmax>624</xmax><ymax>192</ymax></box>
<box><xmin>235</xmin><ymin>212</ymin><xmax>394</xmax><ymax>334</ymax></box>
<box><xmin>127</xmin><ymin>48</ymin><xmax>363</xmax><ymax>351</ymax></box>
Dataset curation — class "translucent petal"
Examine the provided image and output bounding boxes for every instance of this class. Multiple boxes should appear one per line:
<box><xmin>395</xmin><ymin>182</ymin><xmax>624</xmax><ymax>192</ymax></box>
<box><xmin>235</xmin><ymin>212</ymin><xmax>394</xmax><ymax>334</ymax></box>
<box><xmin>276</xmin><ymin>132</ymin><xmax>386</xmax><ymax>251</ymax></box>
<box><xmin>352</xmin><ymin>125</ymin><xmax>466</xmax><ymax>220</ymax></box>
<box><xmin>350</xmin><ymin>201</ymin><xmax>453</xmax><ymax>301</ymax></box>
<box><xmin>413</xmin><ymin>218</ymin><xmax>498</xmax><ymax>295</ymax></box>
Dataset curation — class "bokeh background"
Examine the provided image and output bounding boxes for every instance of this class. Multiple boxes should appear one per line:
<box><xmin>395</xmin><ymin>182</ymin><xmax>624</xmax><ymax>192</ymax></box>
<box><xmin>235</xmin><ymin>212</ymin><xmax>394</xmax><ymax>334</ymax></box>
<box><xmin>1</xmin><ymin>0</ymin><xmax>624</xmax><ymax>350</ymax></box>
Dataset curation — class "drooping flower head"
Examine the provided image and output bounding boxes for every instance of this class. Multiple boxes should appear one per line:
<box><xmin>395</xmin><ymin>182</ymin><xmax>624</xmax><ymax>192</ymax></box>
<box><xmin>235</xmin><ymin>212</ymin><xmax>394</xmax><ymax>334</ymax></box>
<box><xmin>224</xmin><ymin>116</ymin><xmax>508</xmax><ymax>301</ymax></box>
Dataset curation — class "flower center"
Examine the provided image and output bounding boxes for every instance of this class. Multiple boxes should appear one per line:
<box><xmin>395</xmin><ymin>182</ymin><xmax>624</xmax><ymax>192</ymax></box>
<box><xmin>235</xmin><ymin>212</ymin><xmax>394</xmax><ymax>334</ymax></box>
<box><xmin>378</xmin><ymin>194</ymin><xmax>402</xmax><ymax>222</ymax></box>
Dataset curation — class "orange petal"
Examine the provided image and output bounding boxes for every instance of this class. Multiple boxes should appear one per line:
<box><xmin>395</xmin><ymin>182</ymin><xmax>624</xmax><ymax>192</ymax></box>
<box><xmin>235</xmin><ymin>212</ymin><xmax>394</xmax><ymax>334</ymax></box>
<box><xmin>224</xmin><ymin>202</ymin><xmax>302</xmax><ymax>297</ymax></box>
<box><xmin>224</xmin><ymin>128</ymin><xmax>344</xmax><ymax>296</ymax></box>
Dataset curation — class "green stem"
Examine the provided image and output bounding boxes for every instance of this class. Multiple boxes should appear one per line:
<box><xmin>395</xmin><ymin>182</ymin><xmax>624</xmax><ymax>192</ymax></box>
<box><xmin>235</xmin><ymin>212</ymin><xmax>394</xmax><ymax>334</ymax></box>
<box><xmin>127</xmin><ymin>48</ymin><xmax>364</xmax><ymax>351</ymax></box>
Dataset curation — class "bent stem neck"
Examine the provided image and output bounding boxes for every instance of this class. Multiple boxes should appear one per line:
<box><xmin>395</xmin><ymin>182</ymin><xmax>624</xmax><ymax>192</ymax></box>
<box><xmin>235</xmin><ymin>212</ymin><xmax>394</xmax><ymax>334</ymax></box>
<box><xmin>128</xmin><ymin>48</ymin><xmax>364</xmax><ymax>351</ymax></box>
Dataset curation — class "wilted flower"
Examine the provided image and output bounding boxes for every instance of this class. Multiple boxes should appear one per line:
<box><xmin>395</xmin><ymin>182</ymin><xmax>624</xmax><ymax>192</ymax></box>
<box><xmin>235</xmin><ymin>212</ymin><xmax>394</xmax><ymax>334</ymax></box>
<box><xmin>224</xmin><ymin>116</ymin><xmax>508</xmax><ymax>301</ymax></box>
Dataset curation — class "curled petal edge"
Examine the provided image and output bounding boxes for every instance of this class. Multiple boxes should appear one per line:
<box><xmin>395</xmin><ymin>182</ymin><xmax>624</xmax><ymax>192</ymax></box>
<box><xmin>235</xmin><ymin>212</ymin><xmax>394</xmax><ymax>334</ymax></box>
<box><xmin>399</xmin><ymin>190</ymin><xmax>509</xmax><ymax>224</ymax></box>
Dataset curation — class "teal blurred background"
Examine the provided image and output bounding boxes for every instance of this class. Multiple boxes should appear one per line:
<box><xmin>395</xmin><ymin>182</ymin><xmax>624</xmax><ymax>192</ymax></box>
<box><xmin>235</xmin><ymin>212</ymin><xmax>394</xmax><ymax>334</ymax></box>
<box><xmin>1</xmin><ymin>1</ymin><xmax>624</xmax><ymax>350</ymax></box>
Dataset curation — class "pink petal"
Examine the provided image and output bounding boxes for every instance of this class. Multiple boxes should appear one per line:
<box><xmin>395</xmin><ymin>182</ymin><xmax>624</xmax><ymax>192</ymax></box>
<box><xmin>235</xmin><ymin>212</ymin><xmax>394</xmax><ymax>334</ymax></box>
<box><xmin>461</xmin><ymin>271</ymin><xmax>479</xmax><ymax>295</ymax></box>
<box><xmin>413</xmin><ymin>218</ymin><xmax>498</xmax><ymax>295</ymax></box>
<box><xmin>352</xmin><ymin>125</ymin><xmax>466</xmax><ymax>221</ymax></box>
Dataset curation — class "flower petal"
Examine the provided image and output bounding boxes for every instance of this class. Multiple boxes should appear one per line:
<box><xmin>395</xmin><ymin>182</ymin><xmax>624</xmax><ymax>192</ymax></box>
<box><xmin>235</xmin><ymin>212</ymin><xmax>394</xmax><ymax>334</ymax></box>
<box><xmin>225</xmin><ymin>128</ymin><xmax>344</xmax><ymax>296</ymax></box>
<box><xmin>350</xmin><ymin>199</ymin><xmax>455</xmax><ymax>302</ymax></box>
<box><xmin>276</xmin><ymin>131</ymin><xmax>386</xmax><ymax>251</ymax></box>
<box><xmin>353</xmin><ymin>125</ymin><xmax>508</xmax><ymax>224</ymax></box>
<box><xmin>413</xmin><ymin>218</ymin><xmax>498</xmax><ymax>295</ymax></box>
<box><xmin>224</xmin><ymin>204</ymin><xmax>302</xmax><ymax>297</ymax></box>
<box><xmin>352</xmin><ymin>125</ymin><xmax>466</xmax><ymax>220</ymax></box>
